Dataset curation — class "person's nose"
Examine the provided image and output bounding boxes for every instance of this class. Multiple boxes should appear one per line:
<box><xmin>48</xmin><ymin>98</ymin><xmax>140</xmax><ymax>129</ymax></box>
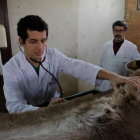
<box><xmin>117</xmin><ymin>32</ymin><xmax>120</xmax><ymax>35</ymax></box>
<box><xmin>37</xmin><ymin>41</ymin><xmax>43</xmax><ymax>50</ymax></box>
<box><xmin>116</xmin><ymin>32</ymin><xmax>121</xmax><ymax>35</ymax></box>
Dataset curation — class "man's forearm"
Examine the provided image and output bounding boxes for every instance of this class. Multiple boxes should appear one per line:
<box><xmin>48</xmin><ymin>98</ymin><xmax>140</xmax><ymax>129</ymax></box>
<box><xmin>96</xmin><ymin>69</ymin><xmax>114</xmax><ymax>80</ymax></box>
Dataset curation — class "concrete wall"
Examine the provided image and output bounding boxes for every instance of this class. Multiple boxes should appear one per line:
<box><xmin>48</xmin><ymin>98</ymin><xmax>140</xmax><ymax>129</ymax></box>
<box><xmin>7</xmin><ymin>0</ymin><xmax>125</xmax><ymax>95</ymax></box>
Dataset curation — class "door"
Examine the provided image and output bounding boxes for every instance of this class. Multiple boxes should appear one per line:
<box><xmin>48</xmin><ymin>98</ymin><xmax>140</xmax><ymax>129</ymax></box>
<box><xmin>0</xmin><ymin>0</ymin><xmax>12</xmax><ymax>113</ymax></box>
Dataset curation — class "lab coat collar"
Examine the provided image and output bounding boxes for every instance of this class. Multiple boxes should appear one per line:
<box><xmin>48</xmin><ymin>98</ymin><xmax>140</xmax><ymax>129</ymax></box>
<box><xmin>109</xmin><ymin>39</ymin><xmax>126</xmax><ymax>56</ymax></box>
<box><xmin>19</xmin><ymin>48</ymin><xmax>49</xmax><ymax>83</ymax></box>
<box><xmin>116</xmin><ymin>39</ymin><xmax>127</xmax><ymax>56</ymax></box>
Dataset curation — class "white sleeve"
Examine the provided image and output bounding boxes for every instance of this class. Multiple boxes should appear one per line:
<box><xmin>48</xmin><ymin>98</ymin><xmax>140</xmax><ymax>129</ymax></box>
<box><xmin>3</xmin><ymin>66</ymin><xmax>39</xmax><ymax>114</ymax></box>
<box><xmin>132</xmin><ymin>45</ymin><xmax>140</xmax><ymax>60</ymax></box>
<box><xmin>54</xmin><ymin>49</ymin><xmax>102</xmax><ymax>86</ymax></box>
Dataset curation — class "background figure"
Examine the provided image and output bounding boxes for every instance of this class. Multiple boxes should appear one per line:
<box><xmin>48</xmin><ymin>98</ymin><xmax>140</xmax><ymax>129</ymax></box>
<box><xmin>98</xmin><ymin>20</ymin><xmax>140</xmax><ymax>91</ymax></box>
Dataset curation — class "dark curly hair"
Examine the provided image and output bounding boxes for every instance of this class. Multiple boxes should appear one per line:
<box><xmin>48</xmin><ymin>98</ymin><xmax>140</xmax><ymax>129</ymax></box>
<box><xmin>17</xmin><ymin>15</ymin><xmax>48</xmax><ymax>43</ymax></box>
<box><xmin>112</xmin><ymin>20</ymin><xmax>128</xmax><ymax>31</ymax></box>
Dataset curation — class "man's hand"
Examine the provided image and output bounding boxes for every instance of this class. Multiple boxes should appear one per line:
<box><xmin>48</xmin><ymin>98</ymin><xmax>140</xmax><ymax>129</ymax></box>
<box><xmin>109</xmin><ymin>72</ymin><xmax>140</xmax><ymax>91</ymax></box>
<box><xmin>49</xmin><ymin>98</ymin><xmax>66</xmax><ymax>106</ymax></box>
<box><xmin>37</xmin><ymin>98</ymin><xmax>66</xmax><ymax>110</ymax></box>
<box><xmin>97</xmin><ymin>69</ymin><xmax>140</xmax><ymax>91</ymax></box>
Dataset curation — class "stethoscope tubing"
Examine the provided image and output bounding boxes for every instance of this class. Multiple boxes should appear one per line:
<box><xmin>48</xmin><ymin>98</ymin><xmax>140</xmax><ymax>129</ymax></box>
<box><xmin>19</xmin><ymin>44</ymin><xmax>63</xmax><ymax>98</ymax></box>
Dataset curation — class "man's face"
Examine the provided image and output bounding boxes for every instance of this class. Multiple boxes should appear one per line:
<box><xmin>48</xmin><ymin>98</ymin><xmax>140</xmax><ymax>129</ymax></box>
<box><xmin>113</xmin><ymin>26</ymin><xmax>125</xmax><ymax>42</ymax></box>
<box><xmin>20</xmin><ymin>29</ymin><xmax>47</xmax><ymax>61</ymax></box>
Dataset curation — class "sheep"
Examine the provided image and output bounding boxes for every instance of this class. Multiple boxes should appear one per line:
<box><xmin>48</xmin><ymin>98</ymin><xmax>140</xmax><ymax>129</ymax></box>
<box><xmin>0</xmin><ymin>70</ymin><xmax>140</xmax><ymax>140</ymax></box>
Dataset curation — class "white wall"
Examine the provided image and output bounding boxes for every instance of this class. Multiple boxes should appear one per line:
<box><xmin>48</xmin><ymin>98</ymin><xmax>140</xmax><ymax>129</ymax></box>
<box><xmin>7</xmin><ymin>0</ymin><xmax>125</xmax><ymax>95</ymax></box>
<box><xmin>7</xmin><ymin>0</ymin><xmax>79</xmax><ymax>57</ymax></box>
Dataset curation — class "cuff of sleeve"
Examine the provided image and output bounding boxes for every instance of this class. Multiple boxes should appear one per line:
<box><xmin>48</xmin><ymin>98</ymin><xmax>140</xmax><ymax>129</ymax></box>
<box><xmin>28</xmin><ymin>105</ymin><xmax>39</xmax><ymax>111</ymax></box>
<box><xmin>53</xmin><ymin>91</ymin><xmax>61</xmax><ymax>98</ymax></box>
<box><xmin>93</xmin><ymin>66</ymin><xmax>103</xmax><ymax>86</ymax></box>
<box><xmin>95</xmin><ymin>79</ymin><xmax>103</xmax><ymax>87</ymax></box>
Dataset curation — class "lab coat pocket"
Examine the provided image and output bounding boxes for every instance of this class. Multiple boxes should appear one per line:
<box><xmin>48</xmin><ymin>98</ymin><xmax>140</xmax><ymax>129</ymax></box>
<box><xmin>122</xmin><ymin>56</ymin><xmax>130</xmax><ymax>65</ymax></box>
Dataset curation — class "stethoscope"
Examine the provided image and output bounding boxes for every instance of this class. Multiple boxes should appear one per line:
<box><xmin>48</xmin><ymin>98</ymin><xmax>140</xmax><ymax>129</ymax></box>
<box><xmin>19</xmin><ymin>44</ymin><xmax>63</xmax><ymax>98</ymax></box>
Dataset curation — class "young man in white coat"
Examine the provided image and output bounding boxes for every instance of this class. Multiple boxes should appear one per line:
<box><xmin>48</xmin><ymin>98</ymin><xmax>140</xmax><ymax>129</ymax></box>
<box><xmin>3</xmin><ymin>16</ymin><xmax>140</xmax><ymax>114</ymax></box>
<box><xmin>98</xmin><ymin>20</ymin><xmax>140</xmax><ymax>92</ymax></box>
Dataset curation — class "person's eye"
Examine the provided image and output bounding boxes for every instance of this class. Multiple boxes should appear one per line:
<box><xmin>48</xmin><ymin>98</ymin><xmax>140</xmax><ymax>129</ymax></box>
<box><xmin>30</xmin><ymin>41</ymin><xmax>36</xmax><ymax>43</ymax></box>
<box><xmin>42</xmin><ymin>40</ymin><xmax>47</xmax><ymax>43</ymax></box>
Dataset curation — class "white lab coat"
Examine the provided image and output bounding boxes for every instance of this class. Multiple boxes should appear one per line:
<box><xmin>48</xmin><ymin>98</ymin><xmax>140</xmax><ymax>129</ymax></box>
<box><xmin>3</xmin><ymin>48</ymin><xmax>102</xmax><ymax>114</ymax></box>
<box><xmin>98</xmin><ymin>39</ymin><xmax>140</xmax><ymax>91</ymax></box>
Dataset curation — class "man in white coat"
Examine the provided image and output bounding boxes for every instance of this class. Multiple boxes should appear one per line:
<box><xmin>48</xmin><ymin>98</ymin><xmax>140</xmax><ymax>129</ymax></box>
<box><xmin>98</xmin><ymin>20</ymin><xmax>140</xmax><ymax>92</ymax></box>
<box><xmin>3</xmin><ymin>16</ymin><xmax>140</xmax><ymax>114</ymax></box>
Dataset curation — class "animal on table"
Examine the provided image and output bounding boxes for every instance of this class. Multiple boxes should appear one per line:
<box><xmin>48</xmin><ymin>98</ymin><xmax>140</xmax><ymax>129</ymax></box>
<box><xmin>0</xmin><ymin>70</ymin><xmax>140</xmax><ymax>140</ymax></box>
